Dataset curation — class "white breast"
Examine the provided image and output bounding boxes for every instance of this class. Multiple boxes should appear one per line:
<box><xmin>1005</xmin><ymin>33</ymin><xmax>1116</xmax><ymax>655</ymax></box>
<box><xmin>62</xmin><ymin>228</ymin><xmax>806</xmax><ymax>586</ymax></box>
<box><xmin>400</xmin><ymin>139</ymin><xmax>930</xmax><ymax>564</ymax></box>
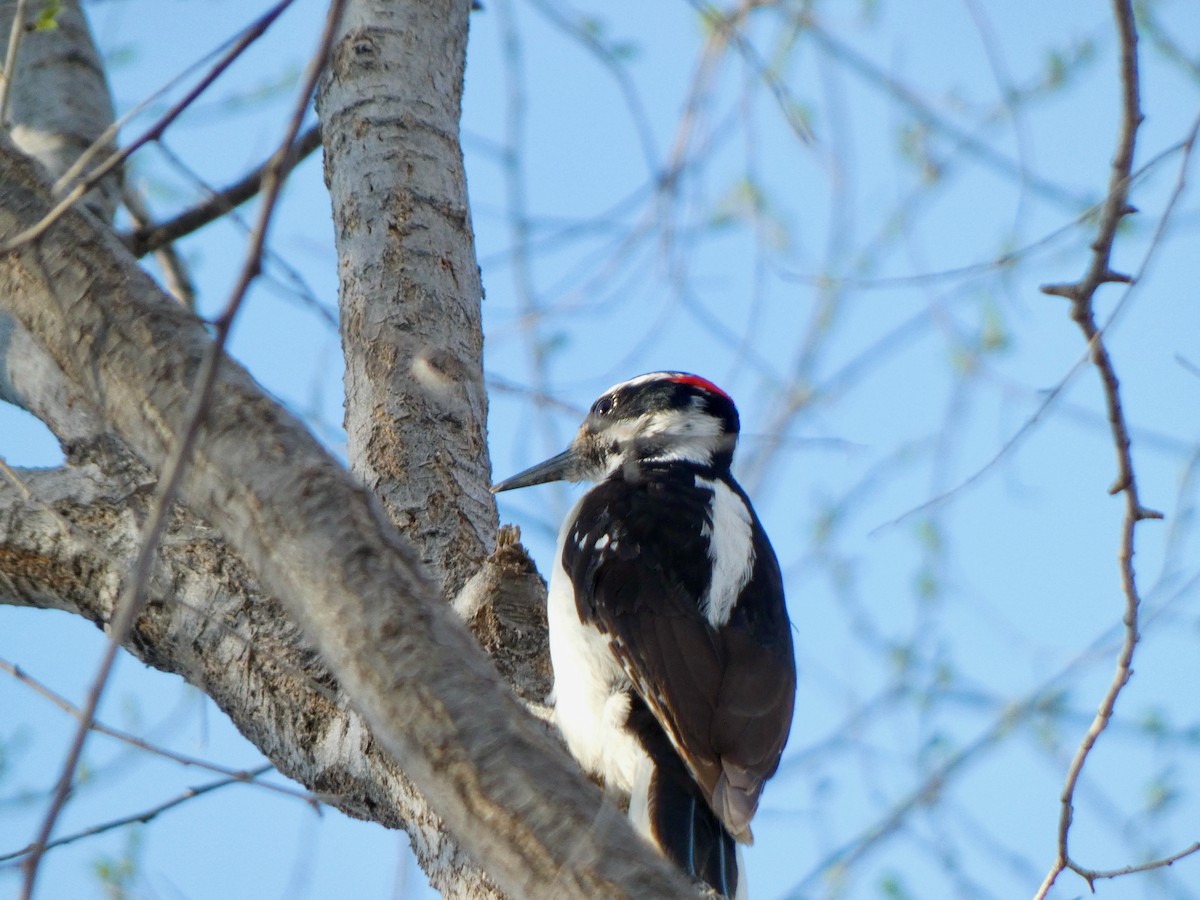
<box><xmin>547</xmin><ymin>495</ymin><xmax>649</xmax><ymax>795</ymax></box>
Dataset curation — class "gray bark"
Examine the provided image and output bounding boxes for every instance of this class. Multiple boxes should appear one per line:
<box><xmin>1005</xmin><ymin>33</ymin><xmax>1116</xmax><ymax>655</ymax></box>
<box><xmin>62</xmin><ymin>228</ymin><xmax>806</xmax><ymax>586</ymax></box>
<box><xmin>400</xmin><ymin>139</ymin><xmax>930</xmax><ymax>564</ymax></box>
<box><xmin>0</xmin><ymin>0</ymin><xmax>119</xmax><ymax>220</ymax></box>
<box><xmin>0</xmin><ymin>466</ymin><xmax>532</xmax><ymax>898</ymax></box>
<box><xmin>0</xmin><ymin>1</ymin><xmax>695</xmax><ymax>896</ymax></box>
<box><xmin>0</xmin><ymin>0</ymin><xmax>118</xmax><ymax>440</ymax></box>
<box><xmin>0</xmin><ymin>2</ymin><xmax>521</xmax><ymax>894</ymax></box>
<box><xmin>320</xmin><ymin>0</ymin><xmax>495</xmax><ymax>599</ymax></box>
<box><xmin>0</xmin><ymin>112</ymin><xmax>688</xmax><ymax>900</ymax></box>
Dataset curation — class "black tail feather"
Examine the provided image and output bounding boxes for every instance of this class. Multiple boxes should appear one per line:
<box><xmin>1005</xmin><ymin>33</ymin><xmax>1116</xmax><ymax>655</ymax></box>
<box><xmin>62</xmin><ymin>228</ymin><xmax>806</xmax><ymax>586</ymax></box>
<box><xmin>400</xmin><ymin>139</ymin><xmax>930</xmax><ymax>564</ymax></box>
<box><xmin>648</xmin><ymin>757</ymin><xmax>739</xmax><ymax>897</ymax></box>
<box><xmin>627</xmin><ymin>696</ymin><xmax>740</xmax><ymax>897</ymax></box>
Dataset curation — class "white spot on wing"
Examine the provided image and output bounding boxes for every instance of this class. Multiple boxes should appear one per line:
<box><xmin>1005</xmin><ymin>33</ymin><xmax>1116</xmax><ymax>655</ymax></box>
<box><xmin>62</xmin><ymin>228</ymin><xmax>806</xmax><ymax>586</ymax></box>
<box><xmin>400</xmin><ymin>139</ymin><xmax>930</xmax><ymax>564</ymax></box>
<box><xmin>696</xmin><ymin>476</ymin><xmax>755</xmax><ymax>627</ymax></box>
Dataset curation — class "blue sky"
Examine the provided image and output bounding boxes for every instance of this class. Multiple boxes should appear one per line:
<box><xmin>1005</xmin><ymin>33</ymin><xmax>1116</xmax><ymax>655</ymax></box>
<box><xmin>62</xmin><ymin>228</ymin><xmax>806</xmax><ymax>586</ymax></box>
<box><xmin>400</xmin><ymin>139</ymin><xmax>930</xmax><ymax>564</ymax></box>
<box><xmin>3</xmin><ymin>1</ymin><xmax>1200</xmax><ymax>898</ymax></box>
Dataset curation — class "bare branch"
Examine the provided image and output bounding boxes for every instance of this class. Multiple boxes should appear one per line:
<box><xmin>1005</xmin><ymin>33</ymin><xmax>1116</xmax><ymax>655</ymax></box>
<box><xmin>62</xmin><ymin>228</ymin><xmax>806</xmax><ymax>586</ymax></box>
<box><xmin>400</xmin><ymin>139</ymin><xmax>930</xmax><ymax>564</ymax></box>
<box><xmin>0</xmin><ymin>79</ymin><xmax>691</xmax><ymax>900</ymax></box>
<box><xmin>797</xmin><ymin>707</ymin><xmax>1020</xmax><ymax>890</ymax></box>
<box><xmin>1035</xmin><ymin>3</ymin><xmax>1149</xmax><ymax>896</ymax></box>
<box><xmin>687</xmin><ymin>0</ymin><xmax>815</xmax><ymax>146</ymax></box>
<box><xmin>319</xmin><ymin>0</ymin><xmax>496</xmax><ymax>596</ymax></box>
<box><xmin>0</xmin><ymin>765</ymin><xmax>276</xmax><ymax>866</ymax></box>
<box><xmin>121</xmin><ymin>124</ymin><xmax>322</xmax><ymax>259</ymax></box>
<box><xmin>0</xmin><ymin>0</ymin><xmax>299</xmax><ymax>255</ymax></box>
<box><xmin>805</xmin><ymin>11</ymin><xmax>1092</xmax><ymax>210</ymax></box>
<box><xmin>1070</xmin><ymin>842</ymin><xmax>1200</xmax><ymax>889</ymax></box>
<box><xmin>119</xmin><ymin>182</ymin><xmax>196</xmax><ymax>307</ymax></box>
<box><xmin>18</xmin><ymin>6</ymin><xmax>343</xmax><ymax>893</ymax></box>
<box><xmin>0</xmin><ymin>657</ymin><xmax>316</xmax><ymax>805</ymax></box>
<box><xmin>0</xmin><ymin>0</ymin><xmax>31</xmax><ymax>125</ymax></box>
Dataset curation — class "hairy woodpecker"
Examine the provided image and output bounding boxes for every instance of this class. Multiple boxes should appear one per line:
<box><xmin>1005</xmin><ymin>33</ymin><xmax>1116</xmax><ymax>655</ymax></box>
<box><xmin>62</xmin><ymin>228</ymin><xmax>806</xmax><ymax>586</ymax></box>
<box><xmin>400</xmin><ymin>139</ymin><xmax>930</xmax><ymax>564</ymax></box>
<box><xmin>492</xmin><ymin>372</ymin><xmax>796</xmax><ymax>898</ymax></box>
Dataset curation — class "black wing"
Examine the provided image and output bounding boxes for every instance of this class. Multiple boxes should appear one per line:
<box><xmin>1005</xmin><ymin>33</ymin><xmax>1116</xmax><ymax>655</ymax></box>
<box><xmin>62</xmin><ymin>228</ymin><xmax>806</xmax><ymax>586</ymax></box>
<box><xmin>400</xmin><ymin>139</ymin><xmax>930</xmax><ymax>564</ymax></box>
<box><xmin>562</xmin><ymin>464</ymin><xmax>796</xmax><ymax>839</ymax></box>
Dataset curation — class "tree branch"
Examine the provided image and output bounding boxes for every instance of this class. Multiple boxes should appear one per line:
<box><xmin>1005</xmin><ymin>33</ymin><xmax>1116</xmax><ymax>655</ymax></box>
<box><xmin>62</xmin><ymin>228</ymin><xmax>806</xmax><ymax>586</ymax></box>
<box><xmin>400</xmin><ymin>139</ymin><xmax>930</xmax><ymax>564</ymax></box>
<box><xmin>0</xmin><ymin>0</ymin><xmax>299</xmax><ymax>254</ymax></box>
<box><xmin>0</xmin><ymin>132</ymin><xmax>690</xmax><ymax>899</ymax></box>
<box><xmin>0</xmin><ymin>463</ymin><xmax>494</xmax><ymax>894</ymax></box>
<box><xmin>0</xmin><ymin>765</ymin><xmax>277</xmax><ymax>865</ymax></box>
<box><xmin>0</xmin><ymin>656</ymin><xmax>315</xmax><ymax>804</ymax></box>
<box><xmin>0</xmin><ymin>0</ymin><xmax>32</xmax><ymax>125</ymax></box>
<box><xmin>1071</xmin><ymin>842</ymin><xmax>1200</xmax><ymax>891</ymax></box>
<box><xmin>18</xmin><ymin>8</ymin><xmax>344</xmax><ymax>890</ymax></box>
<box><xmin>1035</xmin><ymin>3</ymin><xmax>1154</xmax><ymax>896</ymax></box>
<box><xmin>318</xmin><ymin>0</ymin><xmax>495</xmax><ymax>598</ymax></box>
<box><xmin>120</xmin><ymin>124</ymin><xmax>323</xmax><ymax>259</ymax></box>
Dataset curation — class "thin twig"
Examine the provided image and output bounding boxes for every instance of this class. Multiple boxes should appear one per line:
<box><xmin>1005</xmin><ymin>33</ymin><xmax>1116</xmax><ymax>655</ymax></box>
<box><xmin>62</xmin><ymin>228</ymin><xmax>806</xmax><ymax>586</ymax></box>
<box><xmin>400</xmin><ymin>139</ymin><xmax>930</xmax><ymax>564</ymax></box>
<box><xmin>18</xmin><ymin>2</ymin><xmax>346</xmax><ymax>894</ymax></box>
<box><xmin>745</xmin><ymin>121</ymin><xmax>1195</xmax><ymax>499</ymax></box>
<box><xmin>798</xmin><ymin>712</ymin><xmax>1019</xmax><ymax>890</ymax></box>
<box><xmin>776</xmin><ymin>122</ymin><xmax>1193</xmax><ymax>294</ymax></box>
<box><xmin>1044</xmin><ymin>101</ymin><xmax>1200</xmax><ymax>895</ymax></box>
<box><xmin>150</xmin><ymin>138</ymin><xmax>338</xmax><ymax>328</ymax></box>
<box><xmin>852</xmin><ymin>110</ymin><xmax>1198</xmax><ymax>536</ymax></box>
<box><xmin>789</xmin><ymin>561</ymin><xmax>1200</xmax><ymax>895</ymax></box>
<box><xmin>1033</xmin><ymin>2</ymin><xmax>1148</xmax><ymax>897</ymax></box>
<box><xmin>1</xmin><ymin>765</ymin><xmax>275</xmax><ymax>865</ymax></box>
<box><xmin>0</xmin><ymin>453</ymin><xmax>32</xmax><ymax>499</ymax></box>
<box><xmin>122</xmin><ymin>123</ymin><xmax>322</xmax><ymax>259</ymax></box>
<box><xmin>0</xmin><ymin>0</ymin><xmax>29</xmax><ymax>125</ymax></box>
<box><xmin>0</xmin><ymin>658</ymin><xmax>316</xmax><ymax>806</ymax></box>
<box><xmin>525</xmin><ymin>0</ymin><xmax>660</xmax><ymax>174</ymax></box>
<box><xmin>0</xmin><ymin>0</ymin><xmax>299</xmax><ymax>256</ymax></box>
<box><xmin>869</xmin><ymin>351</ymin><xmax>1090</xmax><ymax>535</ymax></box>
<box><xmin>120</xmin><ymin>181</ymin><xmax>196</xmax><ymax>308</ymax></box>
<box><xmin>1071</xmin><ymin>843</ymin><xmax>1200</xmax><ymax>891</ymax></box>
<box><xmin>804</xmin><ymin>12</ymin><xmax>1091</xmax><ymax>211</ymax></box>
<box><xmin>686</xmin><ymin>0</ymin><xmax>815</xmax><ymax>146</ymax></box>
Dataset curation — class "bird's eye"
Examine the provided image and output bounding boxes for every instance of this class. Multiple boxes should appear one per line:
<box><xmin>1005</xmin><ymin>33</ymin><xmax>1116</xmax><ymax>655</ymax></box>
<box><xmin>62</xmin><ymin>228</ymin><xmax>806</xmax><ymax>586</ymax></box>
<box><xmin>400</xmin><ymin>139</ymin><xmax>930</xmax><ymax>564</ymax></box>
<box><xmin>596</xmin><ymin>395</ymin><xmax>616</xmax><ymax>416</ymax></box>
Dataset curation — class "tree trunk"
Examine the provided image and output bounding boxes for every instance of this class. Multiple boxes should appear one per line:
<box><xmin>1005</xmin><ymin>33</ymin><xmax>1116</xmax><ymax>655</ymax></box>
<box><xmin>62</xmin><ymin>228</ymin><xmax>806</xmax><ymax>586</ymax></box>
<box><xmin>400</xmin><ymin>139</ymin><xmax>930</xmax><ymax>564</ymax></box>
<box><xmin>319</xmin><ymin>0</ymin><xmax>495</xmax><ymax>599</ymax></box>
<box><xmin>0</xmin><ymin>2</ymin><xmax>693</xmax><ymax>897</ymax></box>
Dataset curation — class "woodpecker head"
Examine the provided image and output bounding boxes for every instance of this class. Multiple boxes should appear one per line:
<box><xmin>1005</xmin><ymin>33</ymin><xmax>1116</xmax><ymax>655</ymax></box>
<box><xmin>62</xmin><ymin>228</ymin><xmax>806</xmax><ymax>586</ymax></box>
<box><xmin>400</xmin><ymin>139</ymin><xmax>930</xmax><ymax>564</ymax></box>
<box><xmin>492</xmin><ymin>372</ymin><xmax>740</xmax><ymax>493</ymax></box>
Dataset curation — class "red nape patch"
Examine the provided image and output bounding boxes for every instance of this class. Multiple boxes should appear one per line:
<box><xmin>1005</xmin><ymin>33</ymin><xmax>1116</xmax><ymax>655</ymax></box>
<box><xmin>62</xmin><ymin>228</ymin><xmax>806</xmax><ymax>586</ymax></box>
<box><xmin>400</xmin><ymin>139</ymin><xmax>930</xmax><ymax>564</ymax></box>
<box><xmin>668</xmin><ymin>373</ymin><xmax>732</xmax><ymax>401</ymax></box>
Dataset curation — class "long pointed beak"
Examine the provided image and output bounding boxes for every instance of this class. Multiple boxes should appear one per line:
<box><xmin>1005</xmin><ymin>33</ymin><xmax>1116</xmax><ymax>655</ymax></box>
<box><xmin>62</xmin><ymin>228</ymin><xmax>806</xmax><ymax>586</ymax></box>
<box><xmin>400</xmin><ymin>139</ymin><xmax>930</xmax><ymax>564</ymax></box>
<box><xmin>491</xmin><ymin>447</ymin><xmax>579</xmax><ymax>493</ymax></box>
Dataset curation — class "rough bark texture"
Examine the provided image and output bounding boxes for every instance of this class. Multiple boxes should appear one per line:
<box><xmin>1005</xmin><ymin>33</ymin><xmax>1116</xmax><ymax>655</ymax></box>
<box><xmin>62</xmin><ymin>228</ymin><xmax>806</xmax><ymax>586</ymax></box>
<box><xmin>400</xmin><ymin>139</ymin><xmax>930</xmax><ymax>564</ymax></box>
<box><xmin>319</xmin><ymin>0</ymin><xmax>495</xmax><ymax>599</ymax></box>
<box><xmin>0</xmin><ymin>4</ymin><xmax>523</xmax><ymax>895</ymax></box>
<box><xmin>0</xmin><ymin>0</ymin><xmax>119</xmax><ymax>439</ymax></box>
<box><xmin>0</xmin><ymin>140</ymin><xmax>691</xmax><ymax>899</ymax></box>
<box><xmin>0</xmin><ymin>2</ymin><xmax>691</xmax><ymax>896</ymax></box>
<box><xmin>0</xmin><ymin>0</ymin><xmax>119</xmax><ymax>220</ymax></box>
<box><xmin>0</xmin><ymin>466</ymin><xmax>513</xmax><ymax>898</ymax></box>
